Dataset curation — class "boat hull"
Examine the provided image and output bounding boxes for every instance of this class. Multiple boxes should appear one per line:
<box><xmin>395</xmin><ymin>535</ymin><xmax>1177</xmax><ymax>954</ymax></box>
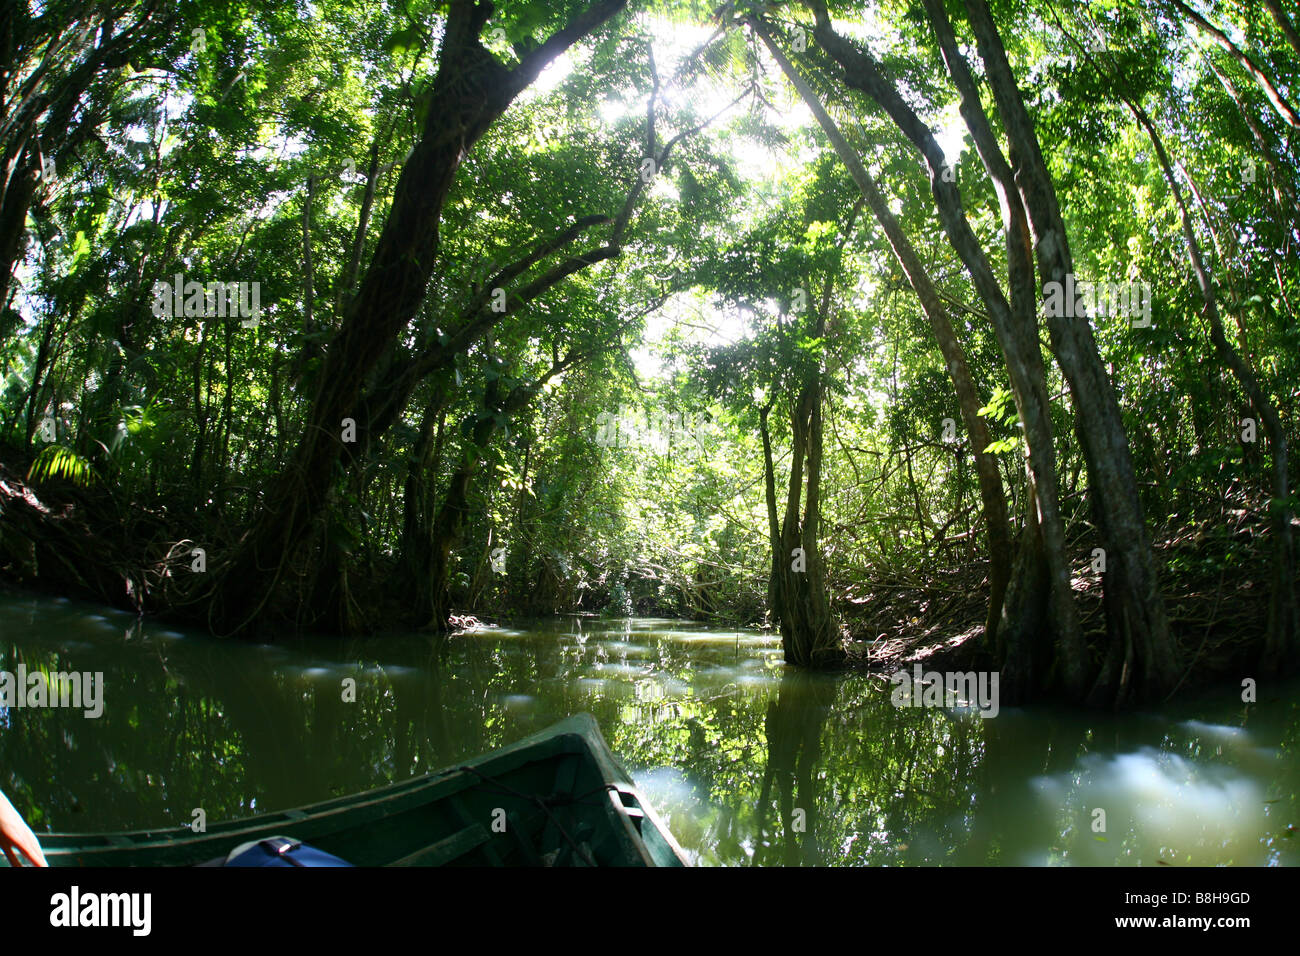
<box><xmin>26</xmin><ymin>714</ymin><xmax>688</xmax><ymax>867</ymax></box>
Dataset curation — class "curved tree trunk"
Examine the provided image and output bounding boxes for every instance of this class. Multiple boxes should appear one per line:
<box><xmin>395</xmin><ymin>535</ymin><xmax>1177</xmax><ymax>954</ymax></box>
<box><xmin>807</xmin><ymin>2</ymin><xmax>1087</xmax><ymax>701</ymax></box>
<box><xmin>961</xmin><ymin>0</ymin><xmax>1180</xmax><ymax>706</ymax></box>
<box><xmin>755</xmin><ymin>19</ymin><xmax>1012</xmax><ymax>644</ymax></box>
<box><xmin>205</xmin><ymin>0</ymin><xmax>629</xmax><ymax>636</ymax></box>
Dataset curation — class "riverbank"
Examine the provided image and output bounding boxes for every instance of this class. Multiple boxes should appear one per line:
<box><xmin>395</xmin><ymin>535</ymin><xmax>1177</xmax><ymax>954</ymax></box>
<box><xmin>1</xmin><ymin>448</ymin><xmax>1289</xmax><ymax>703</ymax></box>
<box><xmin>842</xmin><ymin>500</ymin><xmax>1280</xmax><ymax>700</ymax></box>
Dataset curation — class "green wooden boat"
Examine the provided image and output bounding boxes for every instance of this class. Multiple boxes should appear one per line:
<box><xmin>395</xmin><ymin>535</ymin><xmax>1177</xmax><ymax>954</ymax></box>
<box><xmin>31</xmin><ymin>714</ymin><xmax>689</xmax><ymax>867</ymax></box>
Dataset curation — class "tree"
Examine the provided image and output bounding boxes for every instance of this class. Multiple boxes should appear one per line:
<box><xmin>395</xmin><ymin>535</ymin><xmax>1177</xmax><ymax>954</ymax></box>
<box><xmin>207</xmin><ymin>0</ymin><xmax>631</xmax><ymax>635</ymax></box>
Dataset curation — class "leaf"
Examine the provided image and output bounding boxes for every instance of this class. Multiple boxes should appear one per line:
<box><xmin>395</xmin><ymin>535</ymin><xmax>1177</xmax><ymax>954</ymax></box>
<box><xmin>983</xmin><ymin>436</ymin><xmax>1021</xmax><ymax>455</ymax></box>
<box><xmin>69</xmin><ymin>230</ymin><xmax>91</xmax><ymax>267</ymax></box>
<box><xmin>385</xmin><ymin>28</ymin><xmax>422</xmax><ymax>56</ymax></box>
<box><xmin>27</xmin><ymin>445</ymin><xmax>95</xmax><ymax>488</ymax></box>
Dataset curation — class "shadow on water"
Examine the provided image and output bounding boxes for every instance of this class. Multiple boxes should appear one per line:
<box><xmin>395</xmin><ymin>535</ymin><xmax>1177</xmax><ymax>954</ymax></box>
<box><xmin>1</xmin><ymin>594</ymin><xmax>1296</xmax><ymax>865</ymax></box>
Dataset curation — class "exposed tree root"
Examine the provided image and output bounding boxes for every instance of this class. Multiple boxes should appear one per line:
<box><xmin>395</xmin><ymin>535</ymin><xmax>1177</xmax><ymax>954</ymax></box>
<box><xmin>840</xmin><ymin>501</ymin><xmax>1285</xmax><ymax>700</ymax></box>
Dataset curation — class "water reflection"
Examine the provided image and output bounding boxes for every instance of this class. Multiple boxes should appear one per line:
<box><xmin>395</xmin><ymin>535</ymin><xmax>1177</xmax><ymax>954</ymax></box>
<box><xmin>0</xmin><ymin>592</ymin><xmax>1296</xmax><ymax>865</ymax></box>
<box><xmin>754</xmin><ymin>671</ymin><xmax>834</xmax><ymax>866</ymax></box>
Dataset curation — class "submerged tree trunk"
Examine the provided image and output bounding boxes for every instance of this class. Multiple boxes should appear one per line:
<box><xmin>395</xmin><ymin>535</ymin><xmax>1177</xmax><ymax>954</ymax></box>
<box><xmin>760</xmin><ymin>340</ymin><xmax>845</xmax><ymax>669</ymax></box>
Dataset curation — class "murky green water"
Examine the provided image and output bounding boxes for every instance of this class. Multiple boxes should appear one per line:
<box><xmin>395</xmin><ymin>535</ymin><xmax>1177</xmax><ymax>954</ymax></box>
<box><xmin>1</xmin><ymin>590</ymin><xmax>1297</xmax><ymax>865</ymax></box>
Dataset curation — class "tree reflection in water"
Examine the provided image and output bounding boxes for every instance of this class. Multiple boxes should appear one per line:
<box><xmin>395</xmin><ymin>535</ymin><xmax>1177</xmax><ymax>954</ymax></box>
<box><xmin>2</xmin><ymin>599</ymin><xmax>1296</xmax><ymax>866</ymax></box>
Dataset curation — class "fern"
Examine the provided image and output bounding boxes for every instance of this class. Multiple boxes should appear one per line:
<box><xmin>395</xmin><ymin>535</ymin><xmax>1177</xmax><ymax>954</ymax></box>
<box><xmin>27</xmin><ymin>445</ymin><xmax>95</xmax><ymax>488</ymax></box>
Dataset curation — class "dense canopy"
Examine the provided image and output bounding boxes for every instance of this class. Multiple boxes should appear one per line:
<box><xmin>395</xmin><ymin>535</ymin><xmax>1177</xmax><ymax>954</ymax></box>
<box><xmin>1</xmin><ymin>0</ymin><xmax>1298</xmax><ymax>709</ymax></box>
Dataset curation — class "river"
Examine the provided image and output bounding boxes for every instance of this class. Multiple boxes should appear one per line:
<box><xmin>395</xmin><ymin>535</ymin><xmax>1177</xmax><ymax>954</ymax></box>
<box><xmin>1</xmin><ymin>590</ymin><xmax>1296</xmax><ymax>865</ymax></box>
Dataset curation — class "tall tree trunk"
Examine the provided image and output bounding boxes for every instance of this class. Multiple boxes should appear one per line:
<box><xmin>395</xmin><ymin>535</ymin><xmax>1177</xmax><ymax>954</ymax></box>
<box><xmin>0</xmin><ymin>148</ymin><xmax>36</xmax><ymax>323</ymax></box>
<box><xmin>961</xmin><ymin>0</ymin><xmax>1180</xmax><ymax>706</ymax></box>
<box><xmin>759</xmin><ymin>333</ymin><xmax>844</xmax><ymax>667</ymax></box>
<box><xmin>300</xmin><ymin>174</ymin><xmax>316</xmax><ymax>335</ymax></box>
<box><xmin>920</xmin><ymin>0</ymin><xmax>1086</xmax><ymax>696</ymax></box>
<box><xmin>1124</xmin><ymin>94</ymin><xmax>1298</xmax><ymax>671</ymax></box>
<box><xmin>754</xmin><ymin>20</ymin><xmax>1013</xmax><ymax>643</ymax></box>
<box><xmin>20</xmin><ymin>293</ymin><xmax>59</xmax><ymax>445</ymax></box>
<box><xmin>188</xmin><ymin>312</ymin><xmax>210</xmax><ymax>504</ymax></box>
<box><xmin>337</xmin><ymin>141</ymin><xmax>379</xmax><ymax>314</ymax></box>
<box><xmin>806</xmin><ymin>2</ymin><xmax>1087</xmax><ymax>700</ymax></box>
<box><xmin>205</xmin><ymin>0</ymin><xmax>629</xmax><ymax>635</ymax></box>
<box><xmin>399</xmin><ymin>387</ymin><xmax>449</xmax><ymax>605</ymax></box>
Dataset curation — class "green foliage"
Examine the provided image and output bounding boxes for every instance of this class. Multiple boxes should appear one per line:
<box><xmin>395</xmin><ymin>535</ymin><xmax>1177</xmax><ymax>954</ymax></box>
<box><xmin>27</xmin><ymin>446</ymin><xmax>95</xmax><ymax>488</ymax></box>
<box><xmin>0</xmin><ymin>0</ymin><xmax>1295</xmax><ymax>632</ymax></box>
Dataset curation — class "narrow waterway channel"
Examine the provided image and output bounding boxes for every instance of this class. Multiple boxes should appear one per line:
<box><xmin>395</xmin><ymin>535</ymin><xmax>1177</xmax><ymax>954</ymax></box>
<box><xmin>2</xmin><ymin>591</ymin><xmax>1296</xmax><ymax>865</ymax></box>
